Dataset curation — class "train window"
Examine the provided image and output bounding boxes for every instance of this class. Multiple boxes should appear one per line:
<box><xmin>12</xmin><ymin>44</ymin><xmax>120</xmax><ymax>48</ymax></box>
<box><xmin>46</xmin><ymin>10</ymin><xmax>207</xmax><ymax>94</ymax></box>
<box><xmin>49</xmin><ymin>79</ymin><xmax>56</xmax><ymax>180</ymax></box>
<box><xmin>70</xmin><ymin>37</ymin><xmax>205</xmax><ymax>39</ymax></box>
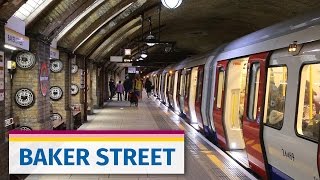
<box><xmin>216</xmin><ymin>68</ymin><xmax>225</xmax><ymax>109</ymax></box>
<box><xmin>247</xmin><ymin>63</ymin><xmax>260</xmax><ymax>120</ymax></box>
<box><xmin>185</xmin><ymin>72</ymin><xmax>191</xmax><ymax>97</ymax></box>
<box><xmin>263</xmin><ymin>66</ymin><xmax>287</xmax><ymax>130</ymax></box>
<box><xmin>296</xmin><ymin>64</ymin><xmax>320</xmax><ymax>142</ymax></box>
<box><xmin>196</xmin><ymin>68</ymin><xmax>204</xmax><ymax>102</ymax></box>
<box><xmin>180</xmin><ymin>74</ymin><xmax>185</xmax><ymax>96</ymax></box>
<box><xmin>168</xmin><ymin>74</ymin><xmax>172</xmax><ymax>92</ymax></box>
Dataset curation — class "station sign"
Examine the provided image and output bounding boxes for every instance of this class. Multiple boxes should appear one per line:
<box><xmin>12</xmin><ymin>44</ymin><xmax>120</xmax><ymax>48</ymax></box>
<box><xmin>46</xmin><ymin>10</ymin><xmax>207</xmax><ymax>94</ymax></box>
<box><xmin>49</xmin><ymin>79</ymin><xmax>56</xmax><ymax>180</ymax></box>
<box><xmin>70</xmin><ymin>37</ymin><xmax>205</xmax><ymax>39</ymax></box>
<box><xmin>50</xmin><ymin>47</ymin><xmax>59</xmax><ymax>59</ymax></box>
<box><xmin>118</xmin><ymin>63</ymin><xmax>132</xmax><ymax>67</ymax></box>
<box><xmin>128</xmin><ymin>66</ymin><xmax>136</xmax><ymax>73</ymax></box>
<box><xmin>9</xmin><ymin>130</ymin><xmax>184</xmax><ymax>174</ymax></box>
<box><xmin>5</xmin><ymin>27</ymin><xmax>29</xmax><ymax>51</ymax></box>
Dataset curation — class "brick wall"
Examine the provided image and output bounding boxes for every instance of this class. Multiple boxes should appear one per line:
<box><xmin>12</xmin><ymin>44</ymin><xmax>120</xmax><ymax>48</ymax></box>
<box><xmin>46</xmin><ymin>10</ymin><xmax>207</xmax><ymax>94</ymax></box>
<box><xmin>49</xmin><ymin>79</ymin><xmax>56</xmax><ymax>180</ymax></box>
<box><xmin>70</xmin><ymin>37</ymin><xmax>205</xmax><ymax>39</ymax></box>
<box><xmin>12</xmin><ymin>38</ymin><xmax>52</xmax><ymax>130</ymax></box>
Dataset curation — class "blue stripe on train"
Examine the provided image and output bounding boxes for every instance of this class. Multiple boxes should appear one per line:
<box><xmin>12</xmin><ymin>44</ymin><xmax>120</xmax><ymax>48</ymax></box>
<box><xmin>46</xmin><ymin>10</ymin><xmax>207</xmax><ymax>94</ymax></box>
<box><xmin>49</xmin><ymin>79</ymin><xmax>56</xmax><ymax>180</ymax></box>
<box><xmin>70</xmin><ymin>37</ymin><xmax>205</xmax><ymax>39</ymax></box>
<box><xmin>268</xmin><ymin>164</ymin><xmax>293</xmax><ymax>180</ymax></box>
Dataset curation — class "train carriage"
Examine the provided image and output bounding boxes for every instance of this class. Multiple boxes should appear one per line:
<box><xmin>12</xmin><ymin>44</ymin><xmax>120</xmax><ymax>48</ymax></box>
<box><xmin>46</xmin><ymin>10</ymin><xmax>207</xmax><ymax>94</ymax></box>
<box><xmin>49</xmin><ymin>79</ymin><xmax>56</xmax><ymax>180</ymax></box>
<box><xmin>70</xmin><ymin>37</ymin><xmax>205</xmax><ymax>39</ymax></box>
<box><xmin>148</xmin><ymin>11</ymin><xmax>320</xmax><ymax>179</ymax></box>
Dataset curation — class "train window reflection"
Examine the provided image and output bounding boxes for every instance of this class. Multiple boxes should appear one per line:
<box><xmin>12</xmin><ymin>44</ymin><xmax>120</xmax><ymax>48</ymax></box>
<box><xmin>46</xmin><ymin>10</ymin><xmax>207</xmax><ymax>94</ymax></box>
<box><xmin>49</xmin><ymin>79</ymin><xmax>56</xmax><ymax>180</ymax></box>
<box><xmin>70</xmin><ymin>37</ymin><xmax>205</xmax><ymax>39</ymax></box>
<box><xmin>263</xmin><ymin>66</ymin><xmax>287</xmax><ymax>129</ymax></box>
<box><xmin>247</xmin><ymin>63</ymin><xmax>260</xmax><ymax>120</ymax></box>
<box><xmin>216</xmin><ymin>68</ymin><xmax>225</xmax><ymax>109</ymax></box>
<box><xmin>297</xmin><ymin>64</ymin><xmax>320</xmax><ymax>142</ymax></box>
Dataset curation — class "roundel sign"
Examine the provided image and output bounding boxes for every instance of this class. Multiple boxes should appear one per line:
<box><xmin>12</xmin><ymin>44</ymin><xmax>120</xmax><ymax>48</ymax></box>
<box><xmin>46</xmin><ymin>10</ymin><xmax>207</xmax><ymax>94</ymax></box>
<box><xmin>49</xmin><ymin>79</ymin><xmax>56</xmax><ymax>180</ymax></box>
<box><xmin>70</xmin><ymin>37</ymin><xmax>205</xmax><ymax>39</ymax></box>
<box><xmin>40</xmin><ymin>62</ymin><xmax>50</xmax><ymax>96</ymax></box>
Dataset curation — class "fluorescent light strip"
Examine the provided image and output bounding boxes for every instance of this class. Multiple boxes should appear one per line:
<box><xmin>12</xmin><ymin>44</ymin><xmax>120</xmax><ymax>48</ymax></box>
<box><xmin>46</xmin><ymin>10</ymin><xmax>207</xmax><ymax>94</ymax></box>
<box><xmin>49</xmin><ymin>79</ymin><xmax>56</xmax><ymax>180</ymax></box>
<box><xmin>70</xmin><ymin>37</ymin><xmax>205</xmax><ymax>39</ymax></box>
<box><xmin>72</xmin><ymin>2</ymin><xmax>134</xmax><ymax>53</ymax></box>
<box><xmin>4</xmin><ymin>44</ymin><xmax>18</xmax><ymax>50</ymax></box>
<box><xmin>55</xmin><ymin>0</ymin><xmax>105</xmax><ymax>41</ymax></box>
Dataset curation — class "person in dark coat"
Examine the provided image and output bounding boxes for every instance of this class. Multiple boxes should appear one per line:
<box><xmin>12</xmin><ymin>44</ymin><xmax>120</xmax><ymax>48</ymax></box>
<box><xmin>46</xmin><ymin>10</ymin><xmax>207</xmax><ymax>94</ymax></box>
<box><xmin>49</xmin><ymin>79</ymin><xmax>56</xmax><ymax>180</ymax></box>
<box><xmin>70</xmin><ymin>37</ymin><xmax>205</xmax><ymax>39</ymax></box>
<box><xmin>144</xmin><ymin>78</ymin><xmax>152</xmax><ymax>98</ymax></box>
<box><xmin>109</xmin><ymin>79</ymin><xmax>116</xmax><ymax>100</ymax></box>
<box><xmin>123</xmin><ymin>77</ymin><xmax>133</xmax><ymax>101</ymax></box>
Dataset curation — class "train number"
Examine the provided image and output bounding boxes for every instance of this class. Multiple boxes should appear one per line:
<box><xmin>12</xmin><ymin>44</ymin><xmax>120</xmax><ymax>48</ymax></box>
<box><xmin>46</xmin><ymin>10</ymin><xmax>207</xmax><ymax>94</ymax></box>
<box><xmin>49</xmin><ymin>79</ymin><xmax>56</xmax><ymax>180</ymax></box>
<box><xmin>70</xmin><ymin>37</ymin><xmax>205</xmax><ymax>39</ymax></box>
<box><xmin>281</xmin><ymin>148</ymin><xmax>294</xmax><ymax>161</ymax></box>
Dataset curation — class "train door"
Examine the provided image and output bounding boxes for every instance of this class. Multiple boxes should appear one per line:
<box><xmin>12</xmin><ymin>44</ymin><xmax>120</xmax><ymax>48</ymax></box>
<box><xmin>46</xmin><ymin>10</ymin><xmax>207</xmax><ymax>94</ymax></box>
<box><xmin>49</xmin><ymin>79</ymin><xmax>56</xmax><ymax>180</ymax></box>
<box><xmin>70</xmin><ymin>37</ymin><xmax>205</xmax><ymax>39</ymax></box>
<box><xmin>195</xmin><ymin>65</ymin><xmax>205</xmax><ymax>130</ymax></box>
<box><xmin>173</xmin><ymin>70</ymin><xmax>180</xmax><ymax>111</ymax></box>
<box><xmin>263</xmin><ymin>47</ymin><xmax>319</xmax><ymax>179</ymax></box>
<box><xmin>179</xmin><ymin>71</ymin><xmax>185</xmax><ymax>113</ymax></box>
<box><xmin>242</xmin><ymin>53</ymin><xmax>269</xmax><ymax>177</ymax></box>
<box><xmin>213</xmin><ymin>60</ymin><xmax>228</xmax><ymax>150</ymax></box>
<box><xmin>164</xmin><ymin>73</ymin><xmax>168</xmax><ymax>104</ymax></box>
<box><xmin>167</xmin><ymin>72</ymin><xmax>173</xmax><ymax>107</ymax></box>
<box><xmin>161</xmin><ymin>74</ymin><xmax>166</xmax><ymax>102</ymax></box>
<box><xmin>158</xmin><ymin>75</ymin><xmax>162</xmax><ymax>99</ymax></box>
<box><xmin>223</xmin><ymin>57</ymin><xmax>248</xmax><ymax>153</ymax></box>
<box><xmin>153</xmin><ymin>76</ymin><xmax>157</xmax><ymax>97</ymax></box>
<box><xmin>188</xmin><ymin>67</ymin><xmax>199</xmax><ymax>126</ymax></box>
<box><xmin>169</xmin><ymin>72</ymin><xmax>175</xmax><ymax>107</ymax></box>
<box><xmin>184</xmin><ymin>69</ymin><xmax>192</xmax><ymax>121</ymax></box>
<box><xmin>318</xmin><ymin>142</ymin><xmax>320</xmax><ymax>178</ymax></box>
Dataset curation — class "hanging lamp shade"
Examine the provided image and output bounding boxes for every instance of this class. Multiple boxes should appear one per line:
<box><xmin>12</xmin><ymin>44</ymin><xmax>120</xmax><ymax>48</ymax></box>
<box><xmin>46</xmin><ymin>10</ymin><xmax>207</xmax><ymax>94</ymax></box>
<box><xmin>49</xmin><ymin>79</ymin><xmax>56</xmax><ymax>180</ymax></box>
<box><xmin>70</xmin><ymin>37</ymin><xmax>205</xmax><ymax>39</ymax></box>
<box><xmin>146</xmin><ymin>34</ymin><xmax>156</xmax><ymax>47</ymax></box>
<box><xmin>161</xmin><ymin>0</ymin><xmax>182</xmax><ymax>9</ymax></box>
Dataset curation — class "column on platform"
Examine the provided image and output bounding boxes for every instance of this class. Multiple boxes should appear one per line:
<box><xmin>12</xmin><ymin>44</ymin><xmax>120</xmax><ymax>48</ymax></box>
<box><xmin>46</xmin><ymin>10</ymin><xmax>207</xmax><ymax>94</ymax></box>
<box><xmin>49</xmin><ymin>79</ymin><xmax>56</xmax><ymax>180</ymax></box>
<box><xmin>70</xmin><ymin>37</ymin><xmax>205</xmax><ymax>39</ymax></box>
<box><xmin>87</xmin><ymin>62</ymin><xmax>98</xmax><ymax>113</ymax></box>
<box><xmin>49</xmin><ymin>50</ymin><xmax>71</xmax><ymax>130</ymax></box>
<box><xmin>91</xmin><ymin>63</ymin><xmax>98</xmax><ymax>109</ymax></box>
<box><xmin>96</xmin><ymin>64</ymin><xmax>105</xmax><ymax>107</ymax></box>
<box><xmin>70</xmin><ymin>55</ymin><xmax>85</xmax><ymax>128</ymax></box>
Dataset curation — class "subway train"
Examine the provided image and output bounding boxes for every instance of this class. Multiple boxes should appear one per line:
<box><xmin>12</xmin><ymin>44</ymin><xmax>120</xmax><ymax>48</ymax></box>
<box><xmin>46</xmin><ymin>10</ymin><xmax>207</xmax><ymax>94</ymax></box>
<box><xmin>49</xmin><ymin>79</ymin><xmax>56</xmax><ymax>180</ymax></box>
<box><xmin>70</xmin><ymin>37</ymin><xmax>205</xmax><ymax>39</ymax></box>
<box><xmin>147</xmin><ymin>11</ymin><xmax>320</xmax><ymax>180</ymax></box>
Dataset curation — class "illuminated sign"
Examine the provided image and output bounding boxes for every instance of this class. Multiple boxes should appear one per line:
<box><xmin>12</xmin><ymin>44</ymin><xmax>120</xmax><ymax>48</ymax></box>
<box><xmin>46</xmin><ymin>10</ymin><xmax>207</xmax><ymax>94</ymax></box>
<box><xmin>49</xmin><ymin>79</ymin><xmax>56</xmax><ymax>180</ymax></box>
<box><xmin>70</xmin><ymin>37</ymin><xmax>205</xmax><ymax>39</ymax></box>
<box><xmin>9</xmin><ymin>130</ymin><xmax>184</xmax><ymax>174</ymax></box>
<box><xmin>110</xmin><ymin>56</ymin><xmax>123</xmax><ymax>62</ymax></box>
<box><xmin>50</xmin><ymin>47</ymin><xmax>59</xmax><ymax>59</ymax></box>
<box><xmin>128</xmin><ymin>67</ymin><xmax>136</xmax><ymax>73</ymax></box>
<box><xmin>5</xmin><ymin>27</ymin><xmax>29</xmax><ymax>50</ymax></box>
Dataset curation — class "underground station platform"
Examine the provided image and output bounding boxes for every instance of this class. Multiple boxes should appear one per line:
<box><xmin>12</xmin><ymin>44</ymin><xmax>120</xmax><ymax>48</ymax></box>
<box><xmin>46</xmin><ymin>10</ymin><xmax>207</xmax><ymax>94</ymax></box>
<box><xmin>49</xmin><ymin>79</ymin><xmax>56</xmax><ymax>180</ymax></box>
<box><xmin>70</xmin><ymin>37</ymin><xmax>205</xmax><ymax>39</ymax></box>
<box><xmin>25</xmin><ymin>95</ymin><xmax>256</xmax><ymax>180</ymax></box>
<box><xmin>1</xmin><ymin>0</ymin><xmax>320</xmax><ymax>180</ymax></box>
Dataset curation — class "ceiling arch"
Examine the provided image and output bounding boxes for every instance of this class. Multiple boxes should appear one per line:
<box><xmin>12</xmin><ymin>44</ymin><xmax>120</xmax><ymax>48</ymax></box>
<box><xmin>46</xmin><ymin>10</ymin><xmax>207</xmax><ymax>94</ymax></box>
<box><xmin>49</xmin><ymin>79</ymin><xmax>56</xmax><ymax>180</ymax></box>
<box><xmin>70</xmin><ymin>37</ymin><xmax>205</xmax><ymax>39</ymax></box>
<box><xmin>1</xmin><ymin>0</ymin><xmax>320</xmax><ymax>71</ymax></box>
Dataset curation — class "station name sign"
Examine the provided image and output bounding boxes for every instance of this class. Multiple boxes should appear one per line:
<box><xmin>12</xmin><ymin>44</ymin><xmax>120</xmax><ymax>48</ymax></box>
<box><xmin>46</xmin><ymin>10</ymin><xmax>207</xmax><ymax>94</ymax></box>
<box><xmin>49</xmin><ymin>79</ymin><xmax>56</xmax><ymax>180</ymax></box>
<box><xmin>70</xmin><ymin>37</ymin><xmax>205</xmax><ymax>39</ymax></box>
<box><xmin>9</xmin><ymin>130</ymin><xmax>184</xmax><ymax>174</ymax></box>
<box><xmin>5</xmin><ymin>27</ymin><xmax>29</xmax><ymax>51</ymax></box>
<box><xmin>50</xmin><ymin>47</ymin><xmax>59</xmax><ymax>59</ymax></box>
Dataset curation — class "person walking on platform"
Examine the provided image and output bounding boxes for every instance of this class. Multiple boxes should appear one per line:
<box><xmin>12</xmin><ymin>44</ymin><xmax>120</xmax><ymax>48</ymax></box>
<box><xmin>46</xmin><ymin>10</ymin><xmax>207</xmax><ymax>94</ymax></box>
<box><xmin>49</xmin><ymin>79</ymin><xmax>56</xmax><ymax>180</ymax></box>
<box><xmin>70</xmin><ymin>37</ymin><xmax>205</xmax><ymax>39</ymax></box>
<box><xmin>134</xmin><ymin>76</ymin><xmax>143</xmax><ymax>99</ymax></box>
<box><xmin>144</xmin><ymin>78</ymin><xmax>152</xmax><ymax>98</ymax></box>
<box><xmin>109</xmin><ymin>79</ymin><xmax>116</xmax><ymax>100</ymax></box>
<box><xmin>123</xmin><ymin>77</ymin><xmax>132</xmax><ymax>101</ymax></box>
<box><xmin>116</xmin><ymin>81</ymin><xmax>124</xmax><ymax>101</ymax></box>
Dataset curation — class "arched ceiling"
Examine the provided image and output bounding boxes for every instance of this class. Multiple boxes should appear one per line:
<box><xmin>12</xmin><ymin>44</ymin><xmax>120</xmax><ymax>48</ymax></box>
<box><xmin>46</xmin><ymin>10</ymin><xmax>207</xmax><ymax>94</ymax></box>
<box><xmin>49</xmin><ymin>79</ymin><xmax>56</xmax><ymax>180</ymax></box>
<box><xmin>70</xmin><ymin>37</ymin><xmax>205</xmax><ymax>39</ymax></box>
<box><xmin>2</xmin><ymin>0</ymin><xmax>320</xmax><ymax>72</ymax></box>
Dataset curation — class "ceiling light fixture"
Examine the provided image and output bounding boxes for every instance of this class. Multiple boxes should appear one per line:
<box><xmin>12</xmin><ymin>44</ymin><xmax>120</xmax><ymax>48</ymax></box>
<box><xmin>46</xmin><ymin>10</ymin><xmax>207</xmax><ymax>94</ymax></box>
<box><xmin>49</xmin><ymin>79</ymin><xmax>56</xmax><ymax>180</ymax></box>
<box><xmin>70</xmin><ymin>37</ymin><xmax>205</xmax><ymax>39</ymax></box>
<box><xmin>141</xmin><ymin>52</ymin><xmax>147</xmax><ymax>58</ymax></box>
<box><xmin>139</xmin><ymin>57</ymin><xmax>143</xmax><ymax>61</ymax></box>
<box><xmin>161</xmin><ymin>0</ymin><xmax>182</xmax><ymax>9</ymax></box>
<box><xmin>146</xmin><ymin>34</ymin><xmax>156</xmax><ymax>46</ymax></box>
<box><xmin>146</xmin><ymin>17</ymin><xmax>156</xmax><ymax>47</ymax></box>
<box><xmin>124</xmin><ymin>49</ymin><xmax>131</xmax><ymax>55</ymax></box>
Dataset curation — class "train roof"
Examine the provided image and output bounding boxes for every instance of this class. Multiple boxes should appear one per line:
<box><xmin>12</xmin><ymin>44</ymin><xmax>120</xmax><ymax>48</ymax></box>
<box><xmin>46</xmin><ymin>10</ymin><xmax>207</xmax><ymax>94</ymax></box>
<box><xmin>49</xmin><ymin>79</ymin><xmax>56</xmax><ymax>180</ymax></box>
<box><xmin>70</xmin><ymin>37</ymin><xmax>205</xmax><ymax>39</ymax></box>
<box><xmin>215</xmin><ymin>11</ymin><xmax>320</xmax><ymax>60</ymax></box>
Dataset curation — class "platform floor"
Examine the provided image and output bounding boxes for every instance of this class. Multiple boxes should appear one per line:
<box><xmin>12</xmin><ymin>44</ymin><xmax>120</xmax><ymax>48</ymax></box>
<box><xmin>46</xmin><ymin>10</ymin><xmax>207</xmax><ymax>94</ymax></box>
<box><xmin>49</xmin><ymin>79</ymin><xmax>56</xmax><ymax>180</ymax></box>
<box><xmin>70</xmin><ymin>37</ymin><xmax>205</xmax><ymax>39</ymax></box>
<box><xmin>26</xmin><ymin>94</ymin><xmax>257</xmax><ymax>180</ymax></box>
